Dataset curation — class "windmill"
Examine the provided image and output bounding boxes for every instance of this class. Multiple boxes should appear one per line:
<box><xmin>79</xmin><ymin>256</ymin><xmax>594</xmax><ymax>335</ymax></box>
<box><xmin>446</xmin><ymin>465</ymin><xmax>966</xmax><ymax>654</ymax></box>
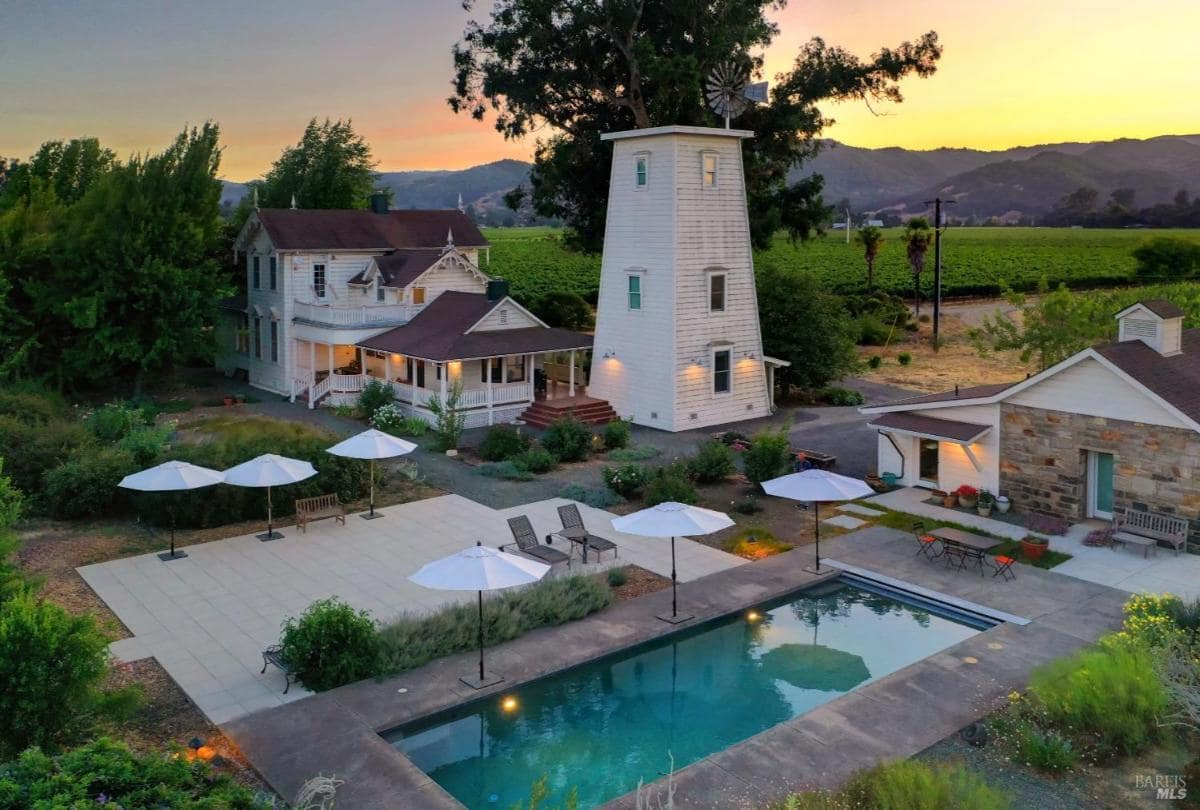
<box><xmin>705</xmin><ymin>61</ymin><xmax>768</xmax><ymax>128</ymax></box>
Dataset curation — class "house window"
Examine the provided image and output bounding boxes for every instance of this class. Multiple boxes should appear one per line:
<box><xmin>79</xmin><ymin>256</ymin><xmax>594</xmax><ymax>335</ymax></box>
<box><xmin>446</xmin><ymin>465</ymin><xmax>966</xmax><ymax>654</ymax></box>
<box><xmin>313</xmin><ymin>264</ymin><xmax>326</xmax><ymax>298</ymax></box>
<box><xmin>481</xmin><ymin>359</ymin><xmax>502</xmax><ymax>383</ymax></box>
<box><xmin>236</xmin><ymin>314</ymin><xmax>250</xmax><ymax>354</ymax></box>
<box><xmin>270</xmin><ymin>321</ymin><xmax>279</xmax><ymax>362</ymax></box>
<box><xmin>702</xmin><ymin>153</ymin><xmax>717</xmax><ymax>187</ymax></box>
<box><xmin>412</xmin><ymin>287</ymin><xmax>426</xmax><ymax>305</ymax></box>
<box><xmin>506</xmin><ymin>356</ymin><xmax>526</xmax><ymax>383</ymax></box>
<box><xmin>253</xmin><ymin>317</ymin><xmax>262</xmax><ymax>359</ymax></box>
<box><xmin>627</xmin><ymin>274</ymin><xmax>642</xmax><ymax>310</ymax></box>
<box><xmin>713</xmin><ymin>349</ymin><xmax>731</xmax><ymax>394</ymax></box>
<box><xmin>709</xmin><ymin>273</ymin><xmax>726</xmax><ymax>312</ymax></box>
<box><xmin>377</xmin><ymin>284</ymin><xmax>386</xmax><ymax>302</ymax></box>
<box><xmin>268</xmin><ymin>256</ymin><xmax>277</xmax><ymax>290</ymax></box>
<box><xmin>635</xmin><ymin>154</ymin><xmax>649</xmax><ymax>188</ymax></box>
<box><xmin>413</xmin><ymin>359</ymin><xmax>426</xmax><ymax>388</ymax></box>
<box><xmin>252</xmin><ymin>256</ymin><xmax>260</xmax><ymax>289</ymax></box>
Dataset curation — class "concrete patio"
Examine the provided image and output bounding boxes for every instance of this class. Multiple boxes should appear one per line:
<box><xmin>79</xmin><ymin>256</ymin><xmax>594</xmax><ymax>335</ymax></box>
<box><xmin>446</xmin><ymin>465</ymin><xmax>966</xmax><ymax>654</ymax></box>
<box><xmin>77</xmin><ymin>495</ymin><xmax>744</xmax><ymax>724</ymax></box>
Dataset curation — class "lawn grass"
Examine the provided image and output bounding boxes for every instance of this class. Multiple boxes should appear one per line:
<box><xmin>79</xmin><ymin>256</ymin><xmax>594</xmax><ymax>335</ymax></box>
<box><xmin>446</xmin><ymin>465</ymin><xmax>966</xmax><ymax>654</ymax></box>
<box><xmin>989</xmin><ymin>538</ymin><xmax>1072</xmax><ymax>569</ymax></box>
<box><xmin>870</xmin><ymin>508</ymin><xmax>1072</xmax><ymax>569</ymax></box>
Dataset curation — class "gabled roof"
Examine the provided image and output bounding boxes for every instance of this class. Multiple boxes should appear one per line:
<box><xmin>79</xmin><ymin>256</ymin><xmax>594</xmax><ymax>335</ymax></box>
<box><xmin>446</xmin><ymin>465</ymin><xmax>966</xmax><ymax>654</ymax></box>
<box><xmin>346</xmin><ymin>249</ymin><xmax>454</xmax><ymax>288</ymax></box>
<box><xmin>357</xmin><ymin>291</ymin><xmax>592</xmax><ymax>362</ymax></box>
<box><xmin>865</xmin><ymin>382</ymin><xmax>1017</xmax><ymax>411</ymax></box>
<box><xmin>249</xmin><ymin>209</ymin><xmax>487</xmax><ymax>251</ymax></box>
<box><xmin>1118</xmin><ymin>299</ymin><xmax>1186</xmax><ymax>319</ymax></box>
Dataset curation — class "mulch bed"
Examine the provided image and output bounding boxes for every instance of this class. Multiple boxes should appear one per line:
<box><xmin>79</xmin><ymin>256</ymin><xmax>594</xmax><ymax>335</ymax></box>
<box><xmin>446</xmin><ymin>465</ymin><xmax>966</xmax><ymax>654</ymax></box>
<box><xmin>606</xmin><ymin>565</ymin><xmax>671</xmax><ymax>602</ymax></box>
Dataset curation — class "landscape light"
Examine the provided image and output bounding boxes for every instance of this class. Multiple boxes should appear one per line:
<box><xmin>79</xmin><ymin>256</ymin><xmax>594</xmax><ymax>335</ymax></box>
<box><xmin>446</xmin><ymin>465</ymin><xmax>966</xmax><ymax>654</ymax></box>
<box><xmin>501</xmin><ymin>696</ymin><xmax>519</xmax><ymax>712</ymax></box>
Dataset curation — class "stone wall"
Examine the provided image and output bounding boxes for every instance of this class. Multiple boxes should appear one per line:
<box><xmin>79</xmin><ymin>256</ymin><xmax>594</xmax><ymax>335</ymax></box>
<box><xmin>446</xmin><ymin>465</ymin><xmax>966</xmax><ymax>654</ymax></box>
<box><xmin>998</xmin><ymin>403</ymin><xmax>1200</xmax><ymax>541</ymax></box>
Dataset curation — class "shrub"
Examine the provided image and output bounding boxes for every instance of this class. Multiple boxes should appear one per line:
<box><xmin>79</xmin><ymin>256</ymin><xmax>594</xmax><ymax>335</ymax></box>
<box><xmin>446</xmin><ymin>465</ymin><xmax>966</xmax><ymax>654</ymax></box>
<box><xmin>603</xmin><ymin>418</ymin><xmax>632</xmax><ymax>450</ymax></box>
<box><xmin>512</xmin><ymin>446</ymin><xmax>556</xmax><ymax>474</ymax></box>
<box><xmin>607</xmin><ymin>568</ymin><xmax>628</xmax><ymax>587</ymax></box>
<box><xmin>728</xmin><ymin>529</ymin><xmax>792</xmax><ymax>560</ymax></box>
<box><xmin>1118</xmin><ymin>593</ymin><xmax>1186</xmax><ymax>648</ymax></box>
<box><xmin>867</xmin><ymin>355</ymin><xmax>883</xmax><ymax>369</ymax></box>
<box><xmin>718</xmin><ymin>431</ymin><xmax>749</xmax><ymax>446</ymax></box>
<box><xmin>743</xmin><ymin>430</ymin><xmax>791</xmax><ymax>488</ymax></box>
<box><xmin>0</xmin><ymin>591</ymin><xmax>139</xmax><ymax>759</ymax></box>
<box><xmin>0</xmin><ymin>737</ymin><xmax>262</xmax><ymax>808</ymax></box>
<box><xmin>558</xmin><ymin>484</ymin><xmax>624</xmax><ymax>509</ymax></box>
<box><xmin>370</xmin><ymin>403</ymin><xmax>406</xmax><ymax>434</ymax></box>
<box><xmin>542</xmin><ymin>417</ymin><xmax>592</xmax><ymax>463</ymax></box>
<box><xmin>116</xmin><ymin>424</ymin><xmax>170</xmax><ymax>467</ymax></box>
<box><xmin>917</xmin><ymin>313</ymin><xmax>931</xmax><ymax>323</ymax></box>
<box><xmin>1027</xmin><ymin>640</ymin><xmax>1167</xmax><ymax>756</ymax></box>
<box><xmin>602</xmin><ymin>463</ymin><xmax>649</xmax><ymax>497</ymax></box>
<box><xmin>85</xmin><ymin>402</ymin><xmax>146</xmax><ymax>443</ymax></box>
<box><xmin>608</xmin><ymin>445</ymin><xmax>660</xmax><ymax>462</ymax></box>
<box><xmin>686</xmin><ymin>440</ymin><xmax>735</xmax><ymax>483</ymax></box>
<box><xmin>780</xmin><ymin>761</ymin><xmax>1011</xmax><ymax>810</ymax></box>
<box><xmin>478</xmin><ymin>425</ymin><xmax>530</xmax><ymax>461</ymax></box>
<box><xmin>643</xmin><ymin>462</ymin><xmax>699</xmax><ymax>506</ymax></box>
<box><xmin>856</xmin><ymin>314</ymin><xmax>891</xmax><ymax>346</ymax></box>
<box><xmin>0</xmin><ymin>415</ymin><xmax>93</xmax><ymax>498</ymax></box>
<box><xmin>477</xmin><ymin>461</ymin><xmax>535</xmax><ymax>481</ymax></box>
<box><xmin>532</xmin><ymin>290</ymin><xmax>594</xmax><ymax>330</ymax></box>
<box><xmin>378</xmin><ymin>575</ymin><xmax>611</xmax><ymax>675</ymax></box>
<box><xmin>427</xmin><ymin>382</ymin><xmax>467</xmax><ymax>451</ymax></box>
<box><xmin>42</xmin><ymin>447</ymin><xmax>137</xmax><ymax>520</ymax></box>
<box><xmin>1013</xmin><ymin>721</ymin><xmax>1078</xmax><ymax>772</ymax></box>
<box><xmin>0</xmin><ymin>387</ymin><xmax>70</xmax><ymax>426</ymax></box>
<box><xmin>0</xmin><ymin>459</ymin><xmax>25</xmax><ymax>532</ymax></box>
<box><xmin>357</xmin><ymin>378</ymin><xmax>395</xmax><ymax>419</ymax></box>
<box><xmin>819</xmin><ymin>386</ymin><xmax>865</xmax><ymax>406</ymax></box>
<box><xmin>280</xmin><ymin>597</ymin><xmax>380</xmax><ymax>692</ymax></box>
<box><xmin>731</xmin><ymin>495</ymin><xmax>761</xmax><ymax>514</ymax></box>
<box><xmin>898</xmin><ymin>351</ymin><xmax>913</xmax><ymax>366</ymax></box>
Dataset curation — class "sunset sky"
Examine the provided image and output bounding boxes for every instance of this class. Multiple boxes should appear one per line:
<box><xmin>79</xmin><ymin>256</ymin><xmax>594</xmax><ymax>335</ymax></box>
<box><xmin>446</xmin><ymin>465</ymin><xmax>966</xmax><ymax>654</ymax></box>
<box><xmin>3</xmin><ymin>0</ymin><xmax>1198</xmax><ymax>180</ymax></box>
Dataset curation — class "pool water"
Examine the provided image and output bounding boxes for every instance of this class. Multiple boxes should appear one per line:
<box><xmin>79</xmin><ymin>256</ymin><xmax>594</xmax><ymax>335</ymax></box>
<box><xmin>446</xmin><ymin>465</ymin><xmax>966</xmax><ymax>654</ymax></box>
<box><xmin>388</xmin><ymin>580</ymin><xmax>985</xmax><ymax>809</ymax></box>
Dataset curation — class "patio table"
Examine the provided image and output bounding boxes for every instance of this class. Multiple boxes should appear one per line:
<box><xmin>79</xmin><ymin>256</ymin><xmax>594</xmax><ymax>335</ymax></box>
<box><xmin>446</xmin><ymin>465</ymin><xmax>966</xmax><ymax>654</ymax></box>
<box><xmin>929</xmin><ymin>527</ymin><xmax>998</xmax><ymax>552</ymax></box>
<box><xmin>554</xmin><ymin>527</ymin><xmax>592</xmax><ymax>563</ymax></box>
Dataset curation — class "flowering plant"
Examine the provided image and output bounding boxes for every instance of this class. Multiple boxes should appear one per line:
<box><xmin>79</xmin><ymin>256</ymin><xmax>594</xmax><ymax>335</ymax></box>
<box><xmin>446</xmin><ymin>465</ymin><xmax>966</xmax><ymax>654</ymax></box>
<box><xmin>953</xmin><ymin>484</ymin><xmax>979</xmax><ymax>497</ymax></box>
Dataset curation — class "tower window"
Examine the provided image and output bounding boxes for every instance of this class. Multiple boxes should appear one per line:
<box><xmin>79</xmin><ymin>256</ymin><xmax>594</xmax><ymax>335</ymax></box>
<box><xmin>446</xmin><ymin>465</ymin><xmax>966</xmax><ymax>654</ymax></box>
<box><xmin>702</xmin><ymin>153</ymin><xmax>717</xmax><ymax>187</ymax></box>
<box><xmin>713</xmin><ymin>350</ymin><xmax>731</xmax><ymax>394</ymax></box>
<box><xmin>627</xmin><ymin>274</ymin><xmax>642</xmax><ymax>310</ymax></box>
<box><xmin>635</xmin><ymin>154</ymin><xmax>649</xmax><ymax>188</ymax></box>
<box><xmin>709</xmin><ymin>273</ymin><xmax>726</xmax><ymax>311</ymax></box>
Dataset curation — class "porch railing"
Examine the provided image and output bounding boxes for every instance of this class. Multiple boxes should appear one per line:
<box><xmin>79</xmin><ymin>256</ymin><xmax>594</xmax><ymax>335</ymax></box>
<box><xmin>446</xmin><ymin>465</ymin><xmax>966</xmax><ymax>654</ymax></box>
<box><xmin>293</xmin><ymin>300</ymin><xmax>417</xmax><ymax>328</ymax></box>
<box><xmin>385</xmin><ymin>379</ymin><xmax>532</xmax><ymax>409</ymax></box>
<box><xmin>309</xmin><ymin>375</ymin><xmax>332</xmax><ymax>408</ymax></box>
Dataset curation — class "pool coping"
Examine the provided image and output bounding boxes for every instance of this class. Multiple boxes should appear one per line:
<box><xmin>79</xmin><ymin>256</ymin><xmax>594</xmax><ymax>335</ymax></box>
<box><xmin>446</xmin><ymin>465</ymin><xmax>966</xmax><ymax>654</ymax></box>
<box><xmin>224</xmin><ymin>526</ymin><xmax>1128</xmax><ymax>809</ymax></box>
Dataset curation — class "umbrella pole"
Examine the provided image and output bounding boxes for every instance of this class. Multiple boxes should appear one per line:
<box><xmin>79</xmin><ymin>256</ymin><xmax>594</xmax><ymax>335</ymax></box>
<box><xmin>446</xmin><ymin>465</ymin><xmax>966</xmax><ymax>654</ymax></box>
<box><xmin>370</xmin><ymin>459</ymin><xmax>375</xmax><ymax>517</ymax></box>
<box><xmin>158</xmin><ymin>503</ymin><xmax>188</xmax><ymax>562</ymax></box>
<box><xmin>671</xmin><ymin>535</ymin><xmax>678</xmax><ymax>617</ymax></box>
<box><xmin>259</xmin><ymin>486</ymin><xmax>280</xmax><ymax>541</ymax></box>
<box><xmin>814</xmin><ymin>502</ymin><xmax>821</xmax><ymax>571</ymax></box>
<box><xmin>477</xmin><ymin>589</ymin><xmax>485</xmax><ymax>682</ymax></box>
<box><xmin>170</xmin><ymin>509</ymin><xmax>176</xmax><ymax>558</ymax></box>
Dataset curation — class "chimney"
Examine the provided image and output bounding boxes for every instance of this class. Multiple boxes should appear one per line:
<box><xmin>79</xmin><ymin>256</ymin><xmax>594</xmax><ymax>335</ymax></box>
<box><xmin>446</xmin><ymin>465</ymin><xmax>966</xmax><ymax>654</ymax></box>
<box><xmin>1116</xmin><ymin>301</ymin><xmax>1184</xmax><ymax>356</ymax></box>
<box><xmin>369</xmin><ymin>192</ymin><xmax>389</xmax><ymax>214</ymax></box>
<box><xmin>486</xmin><ymin>279</ymin><xmax>509</xmax><ymax>301</ymax></box>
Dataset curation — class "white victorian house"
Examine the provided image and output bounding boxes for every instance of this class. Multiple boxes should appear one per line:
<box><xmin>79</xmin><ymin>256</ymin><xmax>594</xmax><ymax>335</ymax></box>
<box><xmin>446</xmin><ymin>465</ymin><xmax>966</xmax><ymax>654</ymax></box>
<box><xmin>219</xmin><ymin>200</ymin><xmax>597</xmax><ymax>428</ymax></box>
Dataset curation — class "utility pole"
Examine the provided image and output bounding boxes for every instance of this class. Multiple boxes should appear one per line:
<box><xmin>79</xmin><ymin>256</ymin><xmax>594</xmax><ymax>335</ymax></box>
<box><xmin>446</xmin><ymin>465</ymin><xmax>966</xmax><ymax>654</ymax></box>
<box><xmin>923</xmin><ymin>197</ymin><xmax>956</xmax><ymax>346</ymax></box>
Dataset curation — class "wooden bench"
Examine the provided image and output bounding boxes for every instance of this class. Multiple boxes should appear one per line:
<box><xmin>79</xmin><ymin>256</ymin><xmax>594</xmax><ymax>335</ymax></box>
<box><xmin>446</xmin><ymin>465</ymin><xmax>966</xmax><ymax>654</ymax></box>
<box><xmin>260</xmin><ymin>645</ymin><xmax>298</xmax><ymax>693</ymax></box>
<box><xmin>295</xmin><ymin>494</ymin><xmax>346</xmax><ymax>534</ymax></box>
<box><xmin>1113</xmin><ymin>510</ymin><xmax>1189</xmax><ymax>557</ymax></box>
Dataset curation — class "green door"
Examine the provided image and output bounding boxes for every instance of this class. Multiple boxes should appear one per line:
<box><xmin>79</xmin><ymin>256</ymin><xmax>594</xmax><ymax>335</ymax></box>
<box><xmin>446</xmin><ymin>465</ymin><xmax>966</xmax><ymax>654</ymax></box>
<box><xmin>1091</xmin><ymin>452</ymin><xmax>1114</xmax><ymax>518</ymax></box>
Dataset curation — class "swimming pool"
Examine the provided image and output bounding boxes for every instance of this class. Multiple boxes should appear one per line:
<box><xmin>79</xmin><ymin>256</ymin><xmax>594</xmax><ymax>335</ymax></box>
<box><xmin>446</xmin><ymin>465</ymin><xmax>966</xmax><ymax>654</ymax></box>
<box><xmin>387</xmin><ymin>578</ymin><xmax>989</xmax><ymax>808</ymax></box>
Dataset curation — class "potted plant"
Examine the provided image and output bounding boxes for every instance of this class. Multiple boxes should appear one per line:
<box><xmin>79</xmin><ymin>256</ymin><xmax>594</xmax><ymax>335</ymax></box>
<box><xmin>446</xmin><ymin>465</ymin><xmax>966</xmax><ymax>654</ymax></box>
<box><xmin>222</xmin><ymin>394</ymin><xmax>234</xmax><ymax>407</ymax></box>
<box><xmin>976</xmin><ymin>489</ymin><xmax>995</xmax><ymax>517</ymax></box>
<box><xmin>995</xmin><ymin>494</ymin><xmax>1011</xmax><ymax>514</ymax></box>
<box><xmin>934</xmin><ymin>489</ymin><xmax>957</xmax><ymax>508</ymax></box>
<box><xmin>954</xmin><ymin>484</ymin><xmax>978</xmax><ymax>509</ymax></box>
<box><xmin>1020</xmin><ymin>534</ymin><xmax>1049</xmax><ymax>561</ymax></box>
<box><xmin>234</xmin><ymin>393</ymin><xmax>246</xmax><ymax>405</ymax></box>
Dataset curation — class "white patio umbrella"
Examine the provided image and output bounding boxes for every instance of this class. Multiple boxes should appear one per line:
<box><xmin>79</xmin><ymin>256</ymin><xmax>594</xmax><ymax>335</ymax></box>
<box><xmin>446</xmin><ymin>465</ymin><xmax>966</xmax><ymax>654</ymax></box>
<box><xmin>118</xmin><ymin>461</ymin><xmax>225</xmax><ymax>561</ymax></box>
<box><xmin>762</xmin><ymin>469</ymin><xmax>875</xmax><ymax>574</ymax></box>
<box><xmin>409</xmin><ymin>542</ymin><xmax>550</xmax><ymax>688</ymax></box>
<box><xmin>222</xmin><ymin>454</ymin><xmax>318</xmax><ymax>541</ymax></box>
<box><xmin>325</xmin><ymin>429</ymin><xmax>417</xmax><ymax>520</ymax></box>
<box><xmin>611</xmin><ymin>502</ymin><xmax>734</xmax><ymax>624</ymax></box>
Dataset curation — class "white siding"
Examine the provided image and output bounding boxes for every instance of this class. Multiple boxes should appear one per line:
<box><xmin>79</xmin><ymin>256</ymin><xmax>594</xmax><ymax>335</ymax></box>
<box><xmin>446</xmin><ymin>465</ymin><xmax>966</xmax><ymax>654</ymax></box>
<box><xmin>916</xmin><ymin>404</ymin><xmax>1001</xmax><ymax>493</ymax></box>
<box><xmin>470</xmin><ymin>300</ymin><xmax>539</xmax><ymax>332</ymax></box>
<box><xmin>245</xmin><ymin>227</ymin><xmax>291</xmax><ymax>394</ymax></box>
<box><xmin>1008</xmin><ymin>356</ymin><xmax>1187</xmax><ymax>428</ymax></box>
<box><xmin>877</xmin><ymin>432</ymin><xmax>918</xmax><ymax>485</ymax></box>
<box><xmin>403</xmin><ymin>253</ymin><xmax>486</xmax><ymax>304</ymax></box>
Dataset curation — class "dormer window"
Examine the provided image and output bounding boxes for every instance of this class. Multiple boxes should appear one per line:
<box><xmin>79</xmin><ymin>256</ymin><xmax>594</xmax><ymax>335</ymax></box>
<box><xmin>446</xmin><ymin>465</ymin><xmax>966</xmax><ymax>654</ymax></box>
<box><xmin>635</xmin><ymin>153</ymin><xmax>649</xmax><ymax>189</ymax></box>
<box><xmin>377</xmin><ymin>284</ymin><xmax>386</xmax><ymax>302</ymax></box>
<box><xmin>702</xmin><ymin>153</ymin><xmax>718</xmax><ymax>187</ymax></box>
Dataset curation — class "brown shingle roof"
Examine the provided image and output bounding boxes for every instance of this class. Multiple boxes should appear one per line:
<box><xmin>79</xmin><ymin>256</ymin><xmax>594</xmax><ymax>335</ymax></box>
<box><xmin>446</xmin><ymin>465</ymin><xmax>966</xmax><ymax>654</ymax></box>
<box><xmin>866</xmin><ymin>381</ymin><xmax>1018</xmax><ymax>410</ymax></box>
<box><xmin>869</xmin><ymin>412</ymin><xmax>991</xmax><ymax>443</ymax></box>
<box><xmin>358</xmin><ymin>292</ymin><xmax>592</xmax><ymax>361</ymax></box>
<box><xmin>255</xmin><ymin>209</ymin><xmax>487</xmax><ymax>251</ymax></box>
<box><xmin>1095</xmin><ymin>329</ymin><xmax>1200</xmax><ymax>424</ymax></box>
<box><xmin>347</xmin><ymin>249</ymin><xmax>449</xmax><ymax>287</ymax></box>
<box><xmin>1133</xmin><ymin>299</ymin><xmax>1186</xmax><ymax>319</ymax></box>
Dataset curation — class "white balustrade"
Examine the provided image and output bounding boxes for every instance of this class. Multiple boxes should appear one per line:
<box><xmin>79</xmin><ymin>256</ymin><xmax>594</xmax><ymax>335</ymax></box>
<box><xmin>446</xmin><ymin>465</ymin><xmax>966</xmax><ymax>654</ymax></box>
<box><xmin>293</xmin><ymin>301</ymin><xmax>414</xmax><ymax>327</ymax></box>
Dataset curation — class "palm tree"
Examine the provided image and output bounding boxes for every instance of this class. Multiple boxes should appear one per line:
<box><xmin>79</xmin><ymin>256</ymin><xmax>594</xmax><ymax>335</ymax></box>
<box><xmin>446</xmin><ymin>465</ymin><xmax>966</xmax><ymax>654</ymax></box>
<box><xmin>902</xmin><ymin>217</ymin><xmax>932</xmax><ymax>317</ymax></box>
<box><xmin>856</xmin><ymin>226</ymin><xmax>884</xmax><ymax>291</ymax></box>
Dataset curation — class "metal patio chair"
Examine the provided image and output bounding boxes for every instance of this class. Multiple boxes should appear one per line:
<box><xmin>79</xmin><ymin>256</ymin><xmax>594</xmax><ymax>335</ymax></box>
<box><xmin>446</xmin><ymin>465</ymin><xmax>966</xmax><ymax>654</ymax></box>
<box><xmin>502</xmin><ymin>515</ymin><xmax>570</xmax><ymax>568</ymax></box>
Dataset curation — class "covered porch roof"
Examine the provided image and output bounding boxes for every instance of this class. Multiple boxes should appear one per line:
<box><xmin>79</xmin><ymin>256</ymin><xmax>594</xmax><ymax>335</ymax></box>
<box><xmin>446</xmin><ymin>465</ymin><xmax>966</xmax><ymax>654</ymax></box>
<box><xmin>869</xmin><ymin>412</ymin><xmax>991</xmax><ymax>444</ymax></box>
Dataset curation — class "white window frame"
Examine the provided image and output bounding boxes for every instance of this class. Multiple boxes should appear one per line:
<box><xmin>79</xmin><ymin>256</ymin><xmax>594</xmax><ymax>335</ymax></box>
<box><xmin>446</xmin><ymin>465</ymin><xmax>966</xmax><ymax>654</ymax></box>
<box><xmin>376</xmin><ymin>283</ymin><xmax>386</xmax><ymax>302</ymax></box>
<box><xmin>712</xmin><ymin>348</ymin><xmax>732</xmax><ymax>395</ymax></box>
<box><xmin>634</xmin><ymin>152</ymin><xmax>649</xmax><ymax>190</ymax></box>
<box><xmin>268</xmin><ymin>255</ymin><xmax>277</xmax><ymax>291</ymax></box>
<box><xmin>269</xmin><ymin>320</ymin><xmax>279</xmax><ymax>363</ymax></box>
<box><xmin>252</xmin><ymin>255</ymin><xmax>261</xmax><ymax>289</ymax></box>
<box><xmin>708</xmin><ymin>271</ymin><xmax>727</xmax><ymax>312</ymax></box>
<box><xmin>702</xmin><ymin>151</ymin><xmax>718</xmax><ymax>188</ymax></box>
<box><xmin>313</xmin><ymin>263</ymin><xmax>326</xmax><ymax>299</ymax></box>
<box><xmin>626</xmin><ymin>272</ymin><xmax>643</xmax><ymax>311</ymax></box>
<box><xmin>253</xmin><ymin>316</ymin><xmax>262</xmax><ymax>359</ymax></box>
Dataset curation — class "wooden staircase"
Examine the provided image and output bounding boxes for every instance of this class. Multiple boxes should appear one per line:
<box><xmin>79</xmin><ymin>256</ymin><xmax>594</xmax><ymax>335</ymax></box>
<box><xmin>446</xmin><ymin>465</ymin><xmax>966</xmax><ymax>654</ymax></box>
<box><xmin>520</xmin><ymin>395</ymin><xmax>618</xmax><ymax>428</ymax></box>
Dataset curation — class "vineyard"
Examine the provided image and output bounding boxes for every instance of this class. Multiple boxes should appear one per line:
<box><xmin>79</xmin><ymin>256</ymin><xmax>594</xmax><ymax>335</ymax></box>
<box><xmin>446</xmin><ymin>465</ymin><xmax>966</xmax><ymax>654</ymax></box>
<box><xmin>481</xmin><ymin>226</ymin><xmax>1200</xmax><ymax>304</ymax></box>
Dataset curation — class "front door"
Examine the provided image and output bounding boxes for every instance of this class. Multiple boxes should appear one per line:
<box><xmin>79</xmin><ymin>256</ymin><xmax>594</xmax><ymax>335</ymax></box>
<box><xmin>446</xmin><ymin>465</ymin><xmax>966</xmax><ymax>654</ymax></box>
<box><xmin>918</xmin><ymin>439</ymin><xmax>939</xmax><ymax>487</ymax></box>
<box><xmin>1088</xmin><ymin>451</ymin><xmax>1115</xmax><ymax>520</ymax></box>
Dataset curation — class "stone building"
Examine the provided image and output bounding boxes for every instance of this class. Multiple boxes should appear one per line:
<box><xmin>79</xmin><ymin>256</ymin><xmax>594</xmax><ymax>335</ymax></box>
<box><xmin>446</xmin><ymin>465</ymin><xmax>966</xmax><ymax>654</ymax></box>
<box><xmin>860</xmin><ymin>300</ymin><xmax>1200</xmax><ymax>541</ymax></box>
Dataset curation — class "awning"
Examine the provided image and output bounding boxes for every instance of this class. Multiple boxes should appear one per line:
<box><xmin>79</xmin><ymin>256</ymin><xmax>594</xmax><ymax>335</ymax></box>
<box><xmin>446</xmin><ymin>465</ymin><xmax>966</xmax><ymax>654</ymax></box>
<box><xmin>869</xmin><ymin>412</ymin><xmax>990</xmax><ymax>444</ymax></box>
<box><xmin>763</xmin><ymin>355</ymin><xmax>791</xmax><ymax>367</ymax></box>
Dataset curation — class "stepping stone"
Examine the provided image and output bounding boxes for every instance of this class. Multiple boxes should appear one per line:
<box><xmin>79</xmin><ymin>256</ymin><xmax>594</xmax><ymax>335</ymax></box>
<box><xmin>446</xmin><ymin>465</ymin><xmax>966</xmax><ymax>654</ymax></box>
<box><xmin>822</xmin><ymin>514</ymin><xmax>867</xmax><ymax>530</ymax></box>
<box><xmin>838</xmin><ymin>503</ymin><xmax>885</xmax><ymax>518</ymax></box>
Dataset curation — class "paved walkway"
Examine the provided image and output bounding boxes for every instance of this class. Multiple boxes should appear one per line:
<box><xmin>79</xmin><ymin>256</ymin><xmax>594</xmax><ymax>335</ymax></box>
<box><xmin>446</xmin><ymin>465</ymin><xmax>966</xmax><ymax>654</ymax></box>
<box><xmin>868</xmin><ymin>486</ymin><xmax>1200</xmax><ymax>600</ymax></box>
<box><xmin>78</xmin><ymin>495</ymin><xmax>744</xmax><ymax>724</ymax></box>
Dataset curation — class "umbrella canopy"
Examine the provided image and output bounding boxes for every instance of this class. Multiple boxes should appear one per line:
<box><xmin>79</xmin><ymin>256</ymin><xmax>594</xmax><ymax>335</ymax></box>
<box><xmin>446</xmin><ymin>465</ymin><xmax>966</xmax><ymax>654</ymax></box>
<box><xmin>759</xmin><ymin>643</ymin><xmax>870</xmax><ymax>693</ymax></box>
<box><xmin>409</xmin><ymin>544</ymin><xmax>550</xmax><ymax>592</ymax></box>
<box><xmin>119</xmin><ymin>460</ymin><xmax>225</xmax><ymax>492</ymax></box>
<box><xmin>222</xmin><ymin>454</ymin><xmax>318</xmax><ymax>488</ymax></box>
<box><xmin>611</xmin><ymin>501</ymin><xmax>734</xmax><ymax>538</ymax></box>
<box><xmin>762</xmin><ymin>469</ymin><xmax>875</xmax><ymax>503</ymax></box>
<box><xmin>325</xmin><ymin>428</ymin><xmax>417</xmax><ymax>460</ymax></box>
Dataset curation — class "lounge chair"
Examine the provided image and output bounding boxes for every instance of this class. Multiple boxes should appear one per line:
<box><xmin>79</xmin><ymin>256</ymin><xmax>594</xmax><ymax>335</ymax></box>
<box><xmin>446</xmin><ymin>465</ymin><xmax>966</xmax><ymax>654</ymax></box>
<box><xmin>555</xmin><ymin>503</ymin><xmax>618</xmax><ymax>562</ymax></box>
<box><xmin>502</xmin><ymin>516</ymin><xmax>570</xmax><ymax>567</ymax></box>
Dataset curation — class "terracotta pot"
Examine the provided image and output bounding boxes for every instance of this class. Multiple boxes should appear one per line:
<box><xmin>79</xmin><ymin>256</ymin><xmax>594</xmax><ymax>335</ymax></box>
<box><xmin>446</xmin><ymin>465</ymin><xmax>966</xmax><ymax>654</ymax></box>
<box><xmin>222</xmin><ymin>396</ymin><xmax>234</xmax><ymax>407</ymax></box>
<box><xmin>942</xmin><ymin>495</ymin><xmax>958</xmax><ymax>508</ymax></box>
<box><xmin>1020</xmin><ymin>538</ymin><xmax>1048</xmax><ymax>560</ymax></box>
